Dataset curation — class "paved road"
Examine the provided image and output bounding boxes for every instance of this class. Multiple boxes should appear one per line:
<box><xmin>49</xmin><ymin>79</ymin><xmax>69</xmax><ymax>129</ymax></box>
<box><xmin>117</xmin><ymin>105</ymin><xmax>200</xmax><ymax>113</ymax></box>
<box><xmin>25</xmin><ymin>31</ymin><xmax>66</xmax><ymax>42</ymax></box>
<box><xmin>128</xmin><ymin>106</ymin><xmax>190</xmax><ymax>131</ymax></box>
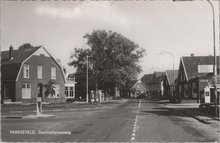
<box><xmin>1</xmin><ymin>99</ymin><xmax>219</xmax><ymax>142</ymax></box>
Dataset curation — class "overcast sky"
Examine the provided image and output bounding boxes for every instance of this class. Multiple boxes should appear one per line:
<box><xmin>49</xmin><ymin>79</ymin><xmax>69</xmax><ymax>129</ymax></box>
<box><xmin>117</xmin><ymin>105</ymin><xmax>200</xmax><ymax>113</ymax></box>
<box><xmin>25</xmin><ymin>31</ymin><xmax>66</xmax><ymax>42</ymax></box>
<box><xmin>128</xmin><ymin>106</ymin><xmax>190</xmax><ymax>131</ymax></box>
<box><xmin>1</xmin><ymin>0</ymin><xmax>219</xmax><ymax>78</ymax></box>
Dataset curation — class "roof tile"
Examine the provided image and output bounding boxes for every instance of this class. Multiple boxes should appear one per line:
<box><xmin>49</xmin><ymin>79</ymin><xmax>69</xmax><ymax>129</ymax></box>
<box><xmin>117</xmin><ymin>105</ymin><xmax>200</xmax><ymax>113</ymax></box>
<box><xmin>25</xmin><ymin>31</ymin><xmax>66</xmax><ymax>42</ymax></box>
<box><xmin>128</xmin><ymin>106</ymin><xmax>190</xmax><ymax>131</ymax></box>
<box><xmin>182</xmin><ymin>56</ymin><xmax>219</xmax><ymax>80</ymax></box>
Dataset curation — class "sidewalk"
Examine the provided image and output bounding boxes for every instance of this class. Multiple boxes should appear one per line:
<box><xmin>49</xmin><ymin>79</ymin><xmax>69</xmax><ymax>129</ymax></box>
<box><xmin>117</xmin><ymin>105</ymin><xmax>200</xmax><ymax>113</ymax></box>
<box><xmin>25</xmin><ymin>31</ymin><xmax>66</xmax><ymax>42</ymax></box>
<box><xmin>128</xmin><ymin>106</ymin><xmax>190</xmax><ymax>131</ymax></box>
<box><xmin>158</xmin><ymin>100</ymin><xmax>220</xmax><ymax>126</ymax></box>
<box><xmin>1</xmin><ymin>98</ymin><xmax>128</xmax><ymax>118</ymax></box>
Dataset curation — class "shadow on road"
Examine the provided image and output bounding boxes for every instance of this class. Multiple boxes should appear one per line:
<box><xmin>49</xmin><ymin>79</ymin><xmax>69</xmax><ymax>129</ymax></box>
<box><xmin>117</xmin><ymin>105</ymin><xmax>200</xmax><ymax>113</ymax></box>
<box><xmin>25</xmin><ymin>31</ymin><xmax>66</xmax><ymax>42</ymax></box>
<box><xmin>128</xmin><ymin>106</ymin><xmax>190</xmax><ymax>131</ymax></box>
<box><xmin>140</xmin><ymin>107</ymin><xmax>188</xmax><ymax>117</ymax></box>
<box><xmin>140</xmin><ymin>107</ymin><xmax>217</xmax><ymax>120</ymax></box>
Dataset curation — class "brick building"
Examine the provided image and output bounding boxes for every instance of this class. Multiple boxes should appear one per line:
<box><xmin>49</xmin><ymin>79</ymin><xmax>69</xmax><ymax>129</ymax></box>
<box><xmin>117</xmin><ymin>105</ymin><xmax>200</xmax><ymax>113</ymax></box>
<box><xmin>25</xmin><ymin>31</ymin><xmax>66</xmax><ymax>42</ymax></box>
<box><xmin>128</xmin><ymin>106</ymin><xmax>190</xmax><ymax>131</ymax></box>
<box><xmin>1</xmin><ymin>44</ymin><xmax>66</xmax><ymax>103</ymax></box>
<box><xmin>176</xmin><ymin>55</ymin><xmax>219</xmax><ymax>102</ymax></box>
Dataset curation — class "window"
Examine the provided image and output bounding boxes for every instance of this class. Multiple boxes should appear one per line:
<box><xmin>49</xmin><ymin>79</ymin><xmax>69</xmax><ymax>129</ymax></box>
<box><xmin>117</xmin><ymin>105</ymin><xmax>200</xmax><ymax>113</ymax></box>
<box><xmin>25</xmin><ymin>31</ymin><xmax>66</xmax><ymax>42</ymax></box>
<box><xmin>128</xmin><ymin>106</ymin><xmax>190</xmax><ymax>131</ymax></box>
<box><xmin>70</xmin><ymin>87</ymin><xmax>74</xmax><ymax>97</ymax></box>
<box><xmin>55</xmin><ymin>85</ymin><xmax>60</xmax><ymax>98</ymax></box>
<box><xmin>48</xmin><ymin>84</ymin><xmax>60</xmax><ymax>98</ymax></box>
<box><xmin>22</xmin><ymin>83</ymin><xmax>31</xmax><ymax>99</ymax></box>
<box><xmin>51</xmin><ymin>67</ymin><xmax>56</xmax><ymax>79</ymax></box>
<box><xmin>65</xmin><ymin>87</ymin><xmax>68</xmax><ymax>97</ymax></box>
<box><xmin>23</xmin><ymin>64</ymin><xmax>29</xmax><ymax>78</ymax></box>
<box><xmin>65</xmin><ymin>86</ymin><xmax>75</xmax><ymax>98</ymax></box>
<box><xmin>205</xmin><ymin>92</ymin><xmax>209</xmax><ymax>97</ymax></box>
<box><xmin>37</xmin><ymin>66</ymin><xmax>42</xmax><ymax>79</ymax></box>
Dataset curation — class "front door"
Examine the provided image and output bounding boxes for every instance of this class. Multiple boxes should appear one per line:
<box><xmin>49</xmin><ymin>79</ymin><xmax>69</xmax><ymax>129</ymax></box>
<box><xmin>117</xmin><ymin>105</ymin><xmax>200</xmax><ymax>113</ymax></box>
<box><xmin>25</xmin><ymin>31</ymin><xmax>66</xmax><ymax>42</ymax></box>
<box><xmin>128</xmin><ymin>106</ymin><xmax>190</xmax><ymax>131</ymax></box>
<box><xmin>3</xmin><ymin>83</ymin><xmax>10</xmax><ymax>99</ymax></box>
<box><xmin>37</xmin><ymin>83</ymin><xmax>43</xmax><ymax>97</ymax></box>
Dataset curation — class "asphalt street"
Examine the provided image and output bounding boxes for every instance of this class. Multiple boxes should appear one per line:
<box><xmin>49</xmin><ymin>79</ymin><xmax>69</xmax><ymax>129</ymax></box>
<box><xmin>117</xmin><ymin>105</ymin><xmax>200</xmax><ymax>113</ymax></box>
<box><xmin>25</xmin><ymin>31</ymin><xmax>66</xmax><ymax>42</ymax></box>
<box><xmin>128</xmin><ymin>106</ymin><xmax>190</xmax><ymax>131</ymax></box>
<box><xmin>1</xmin><ymin>99</ymin><xmax>219</xmax><ymax>142</ymax></box>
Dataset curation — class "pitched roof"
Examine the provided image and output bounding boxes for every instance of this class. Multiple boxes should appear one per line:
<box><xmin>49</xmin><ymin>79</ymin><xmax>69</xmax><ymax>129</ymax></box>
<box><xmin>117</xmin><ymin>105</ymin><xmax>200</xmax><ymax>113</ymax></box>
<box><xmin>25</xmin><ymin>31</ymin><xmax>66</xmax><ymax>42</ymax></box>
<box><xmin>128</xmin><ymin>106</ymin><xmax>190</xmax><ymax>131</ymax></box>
<box><xmin>182</xmin><ymin>56</ymin><xmax>219</xmax><ymax>81</ymax></box>
<box><xmin>150</xmin><ymin>76</ymin><xmax>164</xmax><ymax>84</ymax></box>
<box><xmin>165</xmin><ymin>70</ymin><xmax>178</xmax><ymax>85</ymax></box>
<box><xmin>2</xmin><ymin>44</ymin><xmax>41</xmax><ymax>65</ymax></box>
<box><xmin>131</xmin><ymin>80</ymin><xmax>146</xmax><ymax>89</ymax></box>
<box><xmin>141</xmin><ymin>74</ymin><xmax>154</xmax><ymax>85</ymax></box>
<box><xmin>129</xmin><ymin>80</ymin><xmax>138</xmax><ymax>88</ymax></box>
<box><xmin>153</xmin><ymin>71</ymin><xmax>165</xmax><ymax>78</ymax></box>
<box><xmin>141</xmin><ymin>74</ymin><xmax>154</xmax><ymax>87</ymax></box>
<box><xmin>1</xmin><ymin>44</ymin><xmax>41</xmax><ymax>81</ymax></box>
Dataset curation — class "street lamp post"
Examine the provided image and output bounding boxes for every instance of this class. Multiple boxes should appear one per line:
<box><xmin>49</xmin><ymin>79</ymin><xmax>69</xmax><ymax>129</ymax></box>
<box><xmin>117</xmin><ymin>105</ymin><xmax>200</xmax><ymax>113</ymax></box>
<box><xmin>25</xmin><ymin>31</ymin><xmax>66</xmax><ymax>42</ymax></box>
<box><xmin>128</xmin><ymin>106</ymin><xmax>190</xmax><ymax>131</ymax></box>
<box><xmin>173</xmin><ymin>0</ymin><xmax>218</xmax><ymax>116</ymax></box>
<box><xmin>159</xmin><ymin>51</ymin><xmax>175</xmax><ymax>100</ymax></box>
<box><xmin>86</xmin><ymin>54</ymin><xmax>89</xmax><ymax>103</ymax></box>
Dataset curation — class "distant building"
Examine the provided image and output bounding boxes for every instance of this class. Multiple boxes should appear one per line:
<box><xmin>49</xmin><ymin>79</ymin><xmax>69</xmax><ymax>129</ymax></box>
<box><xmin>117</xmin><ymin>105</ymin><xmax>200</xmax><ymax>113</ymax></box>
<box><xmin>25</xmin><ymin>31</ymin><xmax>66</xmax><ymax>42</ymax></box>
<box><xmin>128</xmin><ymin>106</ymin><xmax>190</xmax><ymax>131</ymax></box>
<box><xmin>148</xmin><ymin>72</ymin><xmax>165</xmax><ymax>99</ymax></box>
<box><xmin>176</xmin><ymin>55</ymin><xmax>219</xmax><ymax>102</ymax></box>
<box><xmin>130</xmin><ymin>80</ymin><xmax>146</xmax><ymax>98</ymax></box>
<box><xmin>1</xmin><ymin>44</ymin><xmax>66</xmax><ymax>103</ymax></box>
<box><xmin>163</xmin><ymin>70</ymin><xmax>178</xmax><ymax>100</ymax></box>
<box><xmin>141</xmin><ymin>73</ymin><xmax>154</xmax><ymax>96</ymax></box>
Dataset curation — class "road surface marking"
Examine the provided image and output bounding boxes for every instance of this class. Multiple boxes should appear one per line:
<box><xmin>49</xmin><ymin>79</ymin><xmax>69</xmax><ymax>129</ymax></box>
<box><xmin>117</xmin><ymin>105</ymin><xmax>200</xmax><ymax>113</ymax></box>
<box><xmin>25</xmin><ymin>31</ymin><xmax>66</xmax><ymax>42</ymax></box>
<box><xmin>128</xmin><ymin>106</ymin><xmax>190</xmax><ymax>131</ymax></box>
<box><xmin>131</xmin><ymin>137</ymin><xmax>135</xmax><ymax>140</ymax></box>
<box><xmin>131</xmin><ymin>100</ymin><xmax>142</xmax><ymax>141</ymax></box>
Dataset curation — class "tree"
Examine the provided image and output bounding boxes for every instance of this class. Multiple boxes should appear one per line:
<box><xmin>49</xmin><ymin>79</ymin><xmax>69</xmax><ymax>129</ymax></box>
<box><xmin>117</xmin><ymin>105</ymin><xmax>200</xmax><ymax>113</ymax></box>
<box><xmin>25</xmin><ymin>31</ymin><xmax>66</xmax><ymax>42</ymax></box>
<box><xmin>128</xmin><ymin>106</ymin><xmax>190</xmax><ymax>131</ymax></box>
<box><xmin>44</xmin><ymin>80</ymin><xmax>56</xmax><ymax>98</ymax></box>
<box><xmin>69</xmin><ymin>30</ymin><xmax>145</xmax><ymax>97</ymax></box>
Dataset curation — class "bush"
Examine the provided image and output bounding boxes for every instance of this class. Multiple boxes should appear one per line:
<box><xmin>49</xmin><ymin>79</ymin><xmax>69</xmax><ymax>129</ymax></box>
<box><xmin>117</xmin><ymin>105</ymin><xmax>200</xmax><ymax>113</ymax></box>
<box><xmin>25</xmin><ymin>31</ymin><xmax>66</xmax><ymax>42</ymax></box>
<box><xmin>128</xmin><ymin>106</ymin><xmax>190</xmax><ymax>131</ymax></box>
<box><xmin>112</xmin><ymin>96</ymin><xmax>122</xmax><ymax>100</ymax></box>
<box><xmin>66</xmin><ymin>98</ymin><xmax>76</xmax><ymax>103</ymax></box>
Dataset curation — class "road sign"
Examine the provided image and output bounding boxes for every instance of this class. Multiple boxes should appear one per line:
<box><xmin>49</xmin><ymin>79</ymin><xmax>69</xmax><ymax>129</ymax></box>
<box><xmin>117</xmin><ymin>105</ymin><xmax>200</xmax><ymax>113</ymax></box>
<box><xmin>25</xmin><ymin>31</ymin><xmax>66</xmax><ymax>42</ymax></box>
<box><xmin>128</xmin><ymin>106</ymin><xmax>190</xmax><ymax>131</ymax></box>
<box><xmin>198</xmin><ymin>65</ymin><xmax>213</xmax><ymax>73</ymax></box>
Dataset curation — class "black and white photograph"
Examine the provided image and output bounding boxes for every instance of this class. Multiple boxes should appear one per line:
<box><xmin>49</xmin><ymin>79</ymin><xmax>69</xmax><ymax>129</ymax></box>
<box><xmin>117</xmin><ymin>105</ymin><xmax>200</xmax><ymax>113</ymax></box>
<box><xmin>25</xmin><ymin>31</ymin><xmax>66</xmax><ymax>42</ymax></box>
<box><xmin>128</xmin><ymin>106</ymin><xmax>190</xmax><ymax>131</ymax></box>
<box><xmin>0</xmin><ymin>0</ymin><xmax>219</xmax><ymax>142</ymax></box>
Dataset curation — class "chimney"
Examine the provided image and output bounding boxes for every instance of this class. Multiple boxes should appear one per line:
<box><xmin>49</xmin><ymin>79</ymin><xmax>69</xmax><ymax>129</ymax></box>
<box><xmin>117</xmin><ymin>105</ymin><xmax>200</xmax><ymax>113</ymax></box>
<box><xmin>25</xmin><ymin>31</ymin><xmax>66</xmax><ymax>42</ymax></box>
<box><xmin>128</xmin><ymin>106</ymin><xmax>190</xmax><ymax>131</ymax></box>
<box><xmin>190</xmin><ymin>53</ymin><xmax>194</xmax><ymax>57</ymax></box>
<box><xmin>9</xmin><ymin>45</ymin><xmax>13</xmax><ymax>60</ymax></box>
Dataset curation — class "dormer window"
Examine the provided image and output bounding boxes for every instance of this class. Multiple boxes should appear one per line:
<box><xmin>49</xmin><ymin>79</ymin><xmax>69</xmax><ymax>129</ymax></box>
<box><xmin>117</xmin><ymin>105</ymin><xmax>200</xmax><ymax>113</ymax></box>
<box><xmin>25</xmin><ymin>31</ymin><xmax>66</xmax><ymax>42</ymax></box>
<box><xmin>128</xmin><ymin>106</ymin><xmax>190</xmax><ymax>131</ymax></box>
<box><xmin>23</xmin><ymin>64</ymin><xmax>29</xmax><ymax>78</ymax></box>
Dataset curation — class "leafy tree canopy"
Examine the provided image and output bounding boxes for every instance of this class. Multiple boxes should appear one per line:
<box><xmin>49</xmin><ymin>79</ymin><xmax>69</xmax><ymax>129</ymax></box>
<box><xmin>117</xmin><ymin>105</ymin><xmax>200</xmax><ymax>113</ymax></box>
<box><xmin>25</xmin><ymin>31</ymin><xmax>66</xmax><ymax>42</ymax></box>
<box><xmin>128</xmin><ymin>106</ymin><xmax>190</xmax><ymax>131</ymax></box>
<box><xmin>69</xmin><ymin>30</ymin><xmax>145</xmax><ymax>97</ymax></box>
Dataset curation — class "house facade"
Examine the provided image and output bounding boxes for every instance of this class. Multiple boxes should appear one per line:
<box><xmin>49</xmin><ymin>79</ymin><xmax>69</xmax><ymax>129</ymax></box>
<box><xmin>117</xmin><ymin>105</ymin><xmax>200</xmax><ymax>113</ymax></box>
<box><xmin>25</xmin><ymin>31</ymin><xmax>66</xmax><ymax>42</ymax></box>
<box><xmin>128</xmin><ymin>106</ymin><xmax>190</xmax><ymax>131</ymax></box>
<box><xmin>176</xmin><ymin>55</ymin><xmax>219</xmax><ymax>102</ymax></box>
<box><xmin>1</xmin><ymin>44</ymin><xmax>66</xmax><ymax>103</ymax></box>
<box><xmin>148</xmin><ymin>72</ymin><xmax>165</xmax><ymax>99</ymax></box>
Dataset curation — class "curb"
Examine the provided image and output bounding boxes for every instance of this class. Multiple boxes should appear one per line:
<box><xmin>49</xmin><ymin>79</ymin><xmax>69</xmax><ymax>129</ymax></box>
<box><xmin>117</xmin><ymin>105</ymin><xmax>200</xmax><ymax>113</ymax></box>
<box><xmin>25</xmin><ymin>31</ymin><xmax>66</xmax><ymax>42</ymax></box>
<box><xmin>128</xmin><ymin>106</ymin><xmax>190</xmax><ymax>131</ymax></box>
<box><xmin>23</xmin><ymin>114</ymin><xmax>55</xmax><ymax>119</ymax></box>
<box><xmin>3</xmin><ymin>114</ymin><xmax>55</xmax><ymax>119</ymax></box>
<box><xmin>169</xmin><ymin>107</ymin><xmax>218</xmax><ymax>124</ymax></box>
<box><xmin>2</xmin><ymin>100</ymin><xmax>126</xmax><ymax>117</ymax></box>
<box><xmin>2</xmin><ymin>106</ymin><xmax>108</xmax><ymax>118</ymax></box>
<box><xmin>3</xmin><ymin>115</ymin><xmax>23</xmax><ymax>119</ymax></box>
<box><xmin>160</xmin><ymin>102</ymin><xmax>219</xmax><ymax>123</ymax></box>
<box><xmin>176</xmin><ymin>109</ymin><xmax>211</xmax><ymax>124</ymax></box>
